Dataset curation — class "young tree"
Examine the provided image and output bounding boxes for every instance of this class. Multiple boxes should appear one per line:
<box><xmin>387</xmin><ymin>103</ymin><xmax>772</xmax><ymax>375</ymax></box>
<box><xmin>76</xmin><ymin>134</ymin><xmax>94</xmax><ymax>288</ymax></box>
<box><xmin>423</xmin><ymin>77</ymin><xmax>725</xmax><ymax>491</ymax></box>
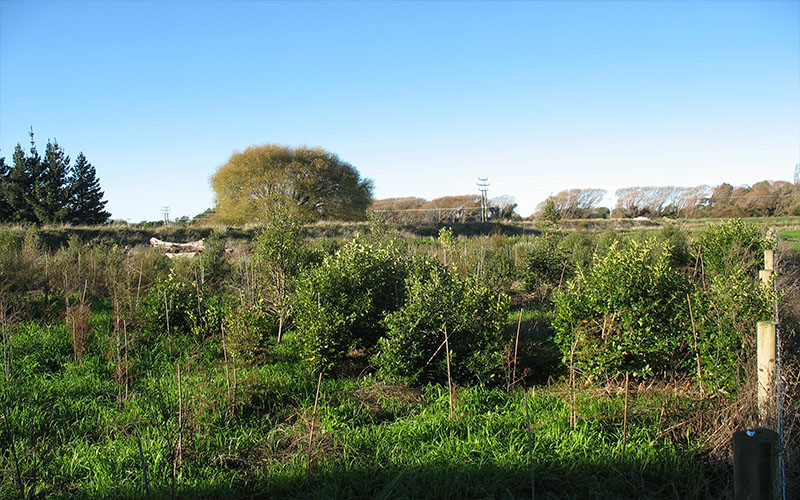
<box><xmin>68</xmin><ymin>152</ymin><xmax>109</xmax><ymax>224</ymax></box>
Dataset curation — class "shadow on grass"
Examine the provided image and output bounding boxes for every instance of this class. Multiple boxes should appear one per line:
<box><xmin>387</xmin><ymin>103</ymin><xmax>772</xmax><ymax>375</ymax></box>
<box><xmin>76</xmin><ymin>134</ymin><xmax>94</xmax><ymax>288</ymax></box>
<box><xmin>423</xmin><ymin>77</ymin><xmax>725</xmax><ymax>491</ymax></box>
<box><xmin>73</xmin><ymin>458</ymin><xmax>729</xmax><ymax>500</ymax></box>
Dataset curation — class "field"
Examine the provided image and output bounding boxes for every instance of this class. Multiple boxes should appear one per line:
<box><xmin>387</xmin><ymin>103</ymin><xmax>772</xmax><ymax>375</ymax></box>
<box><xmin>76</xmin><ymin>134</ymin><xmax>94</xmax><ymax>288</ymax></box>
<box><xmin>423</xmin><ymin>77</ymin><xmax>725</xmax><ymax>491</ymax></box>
<box><xmin>1</xmin><ymin>218</ymin><xmax>798</xmax><ymax>499</ymax></box>
<box><xmin>780</xmin><ymin>229</ymin><xmax>800</xmax><ymax>252</ymax></box>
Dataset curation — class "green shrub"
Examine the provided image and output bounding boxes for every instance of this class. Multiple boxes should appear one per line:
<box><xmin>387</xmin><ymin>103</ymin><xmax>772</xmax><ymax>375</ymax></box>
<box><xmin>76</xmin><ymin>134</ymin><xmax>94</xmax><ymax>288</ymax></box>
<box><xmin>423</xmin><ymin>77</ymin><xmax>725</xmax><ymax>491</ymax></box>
<box><xmin>689</xmin><ymin>219</ymin><xmax>774</xmax><ymax>392</ymax></box>
<box><xmin>293</xmin><ymin>238</ymin><xmax>408</xmax><ymax>372</ymax></box>
<box><xmin>199</xmin><ymin>230</ymin><xmax>231</xmax><ymax>291</ymax></box>
<box><xmin>695</xmin><ymin>218</ymin><xmax>768</xmax><ymax>276</ymax></box>
<box><xmin>375</xmin><ymin>257</ymin><xmax>510</xmax><ymax>385</ymax></box>
<box><xmin>553</xmin><ymin>238</ymin><xmax>690</xmax><ymax>378</ymax></box>
<box><xmin>519</xmin><ymin>234</ymin><xmax>568</xmax><ymax>297</ymax></box>
<box><xmin>222</xmin><ymin>300</ymin><xmax>276</xmax><ymax>363</ymax></box>
<box><xmin>139</xmin><ymin>271</ymin><xmax>199</xmax><ymax>337</ymax></box>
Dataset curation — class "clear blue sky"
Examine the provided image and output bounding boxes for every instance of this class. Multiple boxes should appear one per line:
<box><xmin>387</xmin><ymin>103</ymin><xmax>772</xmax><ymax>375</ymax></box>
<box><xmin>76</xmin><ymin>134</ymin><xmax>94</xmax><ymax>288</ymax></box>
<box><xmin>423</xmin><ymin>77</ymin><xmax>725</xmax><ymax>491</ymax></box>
<box><xmin>1</xmin><ymin>0</ymin><xmax>798</xmax><ymax>221</ymax></box>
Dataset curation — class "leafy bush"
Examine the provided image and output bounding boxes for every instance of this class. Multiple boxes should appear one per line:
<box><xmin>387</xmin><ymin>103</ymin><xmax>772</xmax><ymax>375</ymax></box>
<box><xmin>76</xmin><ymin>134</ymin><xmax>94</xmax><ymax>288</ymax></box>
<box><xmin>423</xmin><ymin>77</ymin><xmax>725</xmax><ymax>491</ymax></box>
<box><xmin>694</xmin><ymin>218</ymin><xmax>768</xmax><ymax>276</ymax></box>
<box><xmin>688</xmin><ymin>219</ymin><xmax>774</xmax><ymax>392</ymax></box>
<box><xmin>553</xmin><ymin>238</ymin><xmax>690</xmax><ymax>378</ymax></box>
<box><xmin>222</xmin><ymin>300</ymin><xmax>276</xmax><ymax>363</ymax></box>
<box><xmin>140</xmin><ymin>271</ymin><xmax>199</xmax><ymax>337</ymax></box>
<box><xmin>199</xmin><ymin>230</ymin><xmax>231</xmax><ymax>292</ymax></box>
<box><xmin>375</xmin><ymin>257</ymin><xmax>510</xmax><ymax>385</ymax></box>
<box><xmin>293</xmin><ymin>238</ymin><xmax>408</xmax><ymax>372</ymax></box>
<box><xmin>518</xmin><ymin>234</ymin><xmax>568</xmax><ymax>297</ymax></box>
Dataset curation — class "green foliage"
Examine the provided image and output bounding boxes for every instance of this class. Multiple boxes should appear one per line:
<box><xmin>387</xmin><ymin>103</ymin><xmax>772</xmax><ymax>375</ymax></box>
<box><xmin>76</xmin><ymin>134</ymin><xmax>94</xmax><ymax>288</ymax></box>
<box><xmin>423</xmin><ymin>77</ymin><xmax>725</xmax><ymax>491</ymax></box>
<box><xmin>538</xmin><ymin>197</ymin><xmax>561</xmax><ymax>226</ymax></box>
<box><xmin>140</xmin><ymin>271</ymin><xmax>199</xmax><ymax>337</ymax></box>
<box><xmin>0</xmin><ymin>131</ymin><xmax>108</xmax><ymax>224</ymax></box>
<box><xmin>695</xmin><ymin>218</ymin><xmax>768</xmax><ymax>276</ymax></box>
<box><xmin>223</xmin><ymin>300</ymin><xmax>276</xmax><ymax>363</ymax></box>
<box><xmin>553</xmin><ymin>238</ymin><xmax>690</xmax><ymax>377</ymax></box>
<box><xmin>519</xmin><ymin>234</ymin><xmax>567</xmax><ymax>297</ymax></box>
<box><xmin>199</xmin><ymin>230</ymin><xmax>230</xmax><ymax>291</ymax></box>
<box><xmin>688</xmin><ymin>219</ymin><xmax>775</xmax><ymax>392</ymax></box>
<box><xmin>375</xmin><ymin>257</ymin><xmax>510</xmax><ymax>385</ymax></box>
<box><xmin>293</xmin><ymin>238</ymin><xmax>408</xmax><ymax>372</ymax></box>
<box><xmin>210</xmin><ymin>144</ymin><xmax>373</xmax><ymax>224</ymax></box>
<box><xmin>67</xmin><ymin>152</ymin><xmax>110</xmax><ymax>224</ymax></box>
<box><xmin>657</xmin><ymin>222</ymin><xmax>692</xmax><ymax>268</ymax></box>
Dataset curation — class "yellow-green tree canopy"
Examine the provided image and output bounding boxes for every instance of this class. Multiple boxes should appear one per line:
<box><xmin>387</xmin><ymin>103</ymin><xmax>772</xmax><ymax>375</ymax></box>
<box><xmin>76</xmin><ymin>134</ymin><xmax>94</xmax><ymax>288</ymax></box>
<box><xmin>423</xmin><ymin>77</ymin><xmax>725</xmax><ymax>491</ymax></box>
<box><xmin>210</xmin><ymin>144</ymin><xmax>373</xmax><ymax>224</ymax></box>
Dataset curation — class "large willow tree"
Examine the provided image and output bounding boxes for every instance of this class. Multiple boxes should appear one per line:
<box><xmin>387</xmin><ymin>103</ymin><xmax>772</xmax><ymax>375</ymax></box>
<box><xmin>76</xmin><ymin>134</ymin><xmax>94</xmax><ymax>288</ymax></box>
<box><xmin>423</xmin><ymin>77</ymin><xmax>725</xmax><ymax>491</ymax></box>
<box><xmin>210</xmin><ymin>144</ymin><xmax>373</xmax><ymax>224</ymax></box>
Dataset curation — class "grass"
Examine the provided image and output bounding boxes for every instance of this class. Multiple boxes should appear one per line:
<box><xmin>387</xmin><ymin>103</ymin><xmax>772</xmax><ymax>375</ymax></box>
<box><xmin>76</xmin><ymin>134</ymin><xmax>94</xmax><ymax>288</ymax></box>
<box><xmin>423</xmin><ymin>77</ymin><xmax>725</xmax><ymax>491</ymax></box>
<box><xmin>780</xmin><ymin>229</ymin><xmax>800</xmax><ymax>252</ymax></box>
<box><xmin>0</xmin><ymin>316</ymin><xmax>729</xmax><ymax>500</ymax></box>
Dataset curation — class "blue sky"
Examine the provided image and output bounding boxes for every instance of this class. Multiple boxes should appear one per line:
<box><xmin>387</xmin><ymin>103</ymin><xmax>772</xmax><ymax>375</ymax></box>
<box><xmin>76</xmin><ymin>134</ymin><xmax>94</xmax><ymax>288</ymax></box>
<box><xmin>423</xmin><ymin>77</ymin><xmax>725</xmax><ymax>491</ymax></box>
<box><xmin>1</xmin><ymin>0</ymin><xmax>798</xmax><ymax>221</ymax></box>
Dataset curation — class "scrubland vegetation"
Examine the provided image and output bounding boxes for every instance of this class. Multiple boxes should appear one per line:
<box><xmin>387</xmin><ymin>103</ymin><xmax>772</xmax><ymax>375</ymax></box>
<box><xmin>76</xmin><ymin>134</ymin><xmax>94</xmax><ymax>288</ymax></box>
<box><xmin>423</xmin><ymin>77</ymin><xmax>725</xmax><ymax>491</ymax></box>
<box><xmin>0</xmin><ymin>218</ymin><xmax>798</xmax><ymax>499</ymax></box>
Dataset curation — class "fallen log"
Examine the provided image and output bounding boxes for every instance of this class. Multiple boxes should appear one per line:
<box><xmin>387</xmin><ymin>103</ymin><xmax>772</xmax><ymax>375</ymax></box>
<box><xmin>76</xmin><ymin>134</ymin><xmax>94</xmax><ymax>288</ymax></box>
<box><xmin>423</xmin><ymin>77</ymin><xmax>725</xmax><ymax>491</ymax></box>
<box><xmin>165</xmin><ymin>252</ymin><xmax>198</xmax><ymax>259</ymax></box>
<box><xmin>149</xmin><ymin>237</ymin><xmax>205</xmax><ymax>253</ymax></box>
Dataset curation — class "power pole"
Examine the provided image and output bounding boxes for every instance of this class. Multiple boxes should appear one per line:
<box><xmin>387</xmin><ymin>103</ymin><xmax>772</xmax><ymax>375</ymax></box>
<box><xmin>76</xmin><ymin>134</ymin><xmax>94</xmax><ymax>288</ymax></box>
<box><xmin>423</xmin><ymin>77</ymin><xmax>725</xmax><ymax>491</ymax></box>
<box><xmin>477</xmin><ymin>178</ymin><xmax>489</xmax><ymax>222</ymax></box>
<box><xmin>161</xmin><ymin>206</ymin><xmax>171</xmax><ymax>224</ymax></box>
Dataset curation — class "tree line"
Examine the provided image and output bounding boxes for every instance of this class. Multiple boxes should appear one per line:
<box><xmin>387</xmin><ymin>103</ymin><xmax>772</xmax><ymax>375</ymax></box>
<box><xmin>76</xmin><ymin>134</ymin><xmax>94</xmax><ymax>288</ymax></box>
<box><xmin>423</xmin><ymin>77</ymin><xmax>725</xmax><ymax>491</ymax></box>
<box><xmin>537</xmin><ymin>181</ymin><xmax>800</xmax><ymax>220</ymax></box>
<box><xmin>0</xmin><ymin>130</ymin><xmax>109</xmax><ymax>225</ymax></box>
<box><xmin>370</xmin><ymin>194</ymin><xmax>518</xmax><ymax>223</ymax></box>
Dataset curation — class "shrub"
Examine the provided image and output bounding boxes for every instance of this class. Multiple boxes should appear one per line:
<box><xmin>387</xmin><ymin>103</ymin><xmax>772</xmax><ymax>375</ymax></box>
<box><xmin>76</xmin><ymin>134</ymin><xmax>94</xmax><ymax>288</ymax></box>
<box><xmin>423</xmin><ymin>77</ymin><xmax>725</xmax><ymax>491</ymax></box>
<box><xmin>553</xmin><ymin>238</ymin><xmax>690</xmax><ymax>378</ymax></box>
<box><xmin>293</xmin><ymin>238</ymin><xmax>408</xmax><ymax>372</ymax></box>
<box><xmin>375</xmin><ymin>257</ymin><xmax>510</xmax><ymax>385</ymax></box>
<box><xmin>140</xmin><ymin>271</ymin><xmax>199</xmax><ymax>337</ymax></box>
<box><xmin>222</xmin><ymin>300</ymin><xmax>276</xmax><ymax>364</ymax></box>
<box><xmin>519</xmin><ymin>234</ymin><xmax>567</xmax><ymax>298</ymax></box>
<box><xmin>689</xmin><ymin>219</ymin><xmax>774</xmax><ymax>392</ymax></box>
<box><xmin>694</xmin><ymin>218</ymin><xmax>768</xmax><ymax>277</ymax></box>
<box><xmin>199</xmin><ymin>230</ymin><xmax>231</xmax><ymax>292</ymax></box>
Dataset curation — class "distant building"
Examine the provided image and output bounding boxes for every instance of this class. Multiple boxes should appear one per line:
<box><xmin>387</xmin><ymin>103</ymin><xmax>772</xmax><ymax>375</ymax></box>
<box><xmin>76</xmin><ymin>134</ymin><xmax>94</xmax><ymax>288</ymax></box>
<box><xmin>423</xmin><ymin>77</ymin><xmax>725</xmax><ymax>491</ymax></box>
<box><xmin>795</xmin><ymin>163</ymin><xmax>800</xmax><ymax>184</ymax></box>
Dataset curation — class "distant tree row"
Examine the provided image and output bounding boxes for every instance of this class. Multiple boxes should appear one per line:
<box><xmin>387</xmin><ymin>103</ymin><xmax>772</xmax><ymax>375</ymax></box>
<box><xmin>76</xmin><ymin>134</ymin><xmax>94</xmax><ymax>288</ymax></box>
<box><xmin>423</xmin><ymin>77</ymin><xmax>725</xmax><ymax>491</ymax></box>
<box><xmin>612</xmin><ymin>182</ymin><xmax>800</xmax><ymax>218</ymax></box>
<box><xmin>371</xmin><ymin>194</ymin><xmax>517</xmax><ymax>223</ymax></box>
<box><xmin>535</xmin><ymin>181</ymin><xmax>800</xmax><ymax>220</ymax></box>
<box><xmin>0</xmin><ymin>131</ymin><xmax>109</xmax><ymax>224</ymax></box>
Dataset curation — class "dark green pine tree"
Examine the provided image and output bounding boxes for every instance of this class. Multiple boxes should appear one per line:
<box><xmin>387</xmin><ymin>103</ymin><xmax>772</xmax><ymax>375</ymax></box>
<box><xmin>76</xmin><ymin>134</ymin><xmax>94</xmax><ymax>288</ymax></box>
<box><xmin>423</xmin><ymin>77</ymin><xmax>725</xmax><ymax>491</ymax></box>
<box><xmin>0</xmin><ymin>156</ymin><xmax>11</xmax><ymax>221</ymax></box>
<box><xmin>32</xmin><ymin>139</ymin><xmax>72</xmax><ymax>223</ymax></box>
<box><xmin>68</xmin><ymin>152</ymin><xmax>109</xmax><ymax>224</ymax></box>
<box><xmin>3</xmin><ymin>142</ymin><xmax>39</xmax><ymax>223</ymax></box>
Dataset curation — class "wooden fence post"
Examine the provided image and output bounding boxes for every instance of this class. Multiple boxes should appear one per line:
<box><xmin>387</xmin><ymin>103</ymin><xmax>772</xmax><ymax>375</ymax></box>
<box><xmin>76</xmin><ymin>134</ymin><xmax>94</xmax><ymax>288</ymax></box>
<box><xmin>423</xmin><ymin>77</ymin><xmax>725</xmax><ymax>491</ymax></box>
<box><xmin>757</xmin><ymin>321</ymin><xmax>777</xmax><ymax>426</ymax></box>
<box><xmin>764</xmin><ymin>249</ymin><xmax>774</xmax><ymax>272</ymax></box>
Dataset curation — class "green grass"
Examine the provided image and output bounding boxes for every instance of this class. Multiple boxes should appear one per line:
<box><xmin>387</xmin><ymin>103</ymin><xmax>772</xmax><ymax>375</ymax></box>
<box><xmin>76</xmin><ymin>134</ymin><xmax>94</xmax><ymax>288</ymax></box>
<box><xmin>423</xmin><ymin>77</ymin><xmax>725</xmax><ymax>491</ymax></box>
<box><xmin>780</xmin><ymin>229</ymin><xmax>800</xmax><ymax>252</ymax></box>
<box><xmin>0</xmin><ymin>318</ymin><xmax>728</xmax><ymax>500</ymax></box>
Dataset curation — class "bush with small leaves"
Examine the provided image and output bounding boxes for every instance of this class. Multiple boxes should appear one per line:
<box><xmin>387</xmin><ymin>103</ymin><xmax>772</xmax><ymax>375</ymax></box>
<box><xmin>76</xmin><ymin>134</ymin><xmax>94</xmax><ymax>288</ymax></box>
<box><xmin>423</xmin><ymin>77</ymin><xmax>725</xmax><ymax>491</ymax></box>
<box><xmin>292</xmin><ymin>237</ymin><xmax>408</xmax><ymax>372</ymax></box>
<box><xmin>375</xmin><ymin>257</ymin><xmax>510</xmax><ymax>386</ymax></box>
<box><xmin>553</xmin><ymin>238</ymin><xmax>690</xmax><ymax>378</ymax></box>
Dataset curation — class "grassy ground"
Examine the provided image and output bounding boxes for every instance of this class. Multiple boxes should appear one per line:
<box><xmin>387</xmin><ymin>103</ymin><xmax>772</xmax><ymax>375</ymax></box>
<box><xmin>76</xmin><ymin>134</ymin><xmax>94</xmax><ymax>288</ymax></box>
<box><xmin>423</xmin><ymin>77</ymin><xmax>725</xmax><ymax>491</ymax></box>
<box><xmin>780</xmin><ymin>229</ymin><xmax>800</xmax><ymax>252</ymax></box>
<box><xmin>3</xmin><ymin>215</ymin><xmax>799</xmax><ymax>250</ymax></box>
<box><xmin>1</xmin><ymin>315</ymin><xmax>728</xmax><ymax>500</ymax></box>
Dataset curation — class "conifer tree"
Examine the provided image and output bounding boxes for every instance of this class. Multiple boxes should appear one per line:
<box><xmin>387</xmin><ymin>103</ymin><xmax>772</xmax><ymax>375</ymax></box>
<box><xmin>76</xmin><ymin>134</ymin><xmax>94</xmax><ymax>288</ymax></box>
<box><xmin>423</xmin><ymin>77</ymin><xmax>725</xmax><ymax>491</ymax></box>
<box><xmin>0</xmin><ymin>156</ymin><xmax>11</xmax><ymax>221</ymax></box>
<box><xmin>3</xmin><ymin>143</ymin><xmax>38</xmax><ymax>223</ymax></box>
<box><xmin>68</xmin><ymin>152</ymin><xmax>109</xmax><ymax>224</ymax></box>
<box><xmin>32</xmin><ymin>139</ymin><xmax>71</xmax><ymax>223</ymax></box>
